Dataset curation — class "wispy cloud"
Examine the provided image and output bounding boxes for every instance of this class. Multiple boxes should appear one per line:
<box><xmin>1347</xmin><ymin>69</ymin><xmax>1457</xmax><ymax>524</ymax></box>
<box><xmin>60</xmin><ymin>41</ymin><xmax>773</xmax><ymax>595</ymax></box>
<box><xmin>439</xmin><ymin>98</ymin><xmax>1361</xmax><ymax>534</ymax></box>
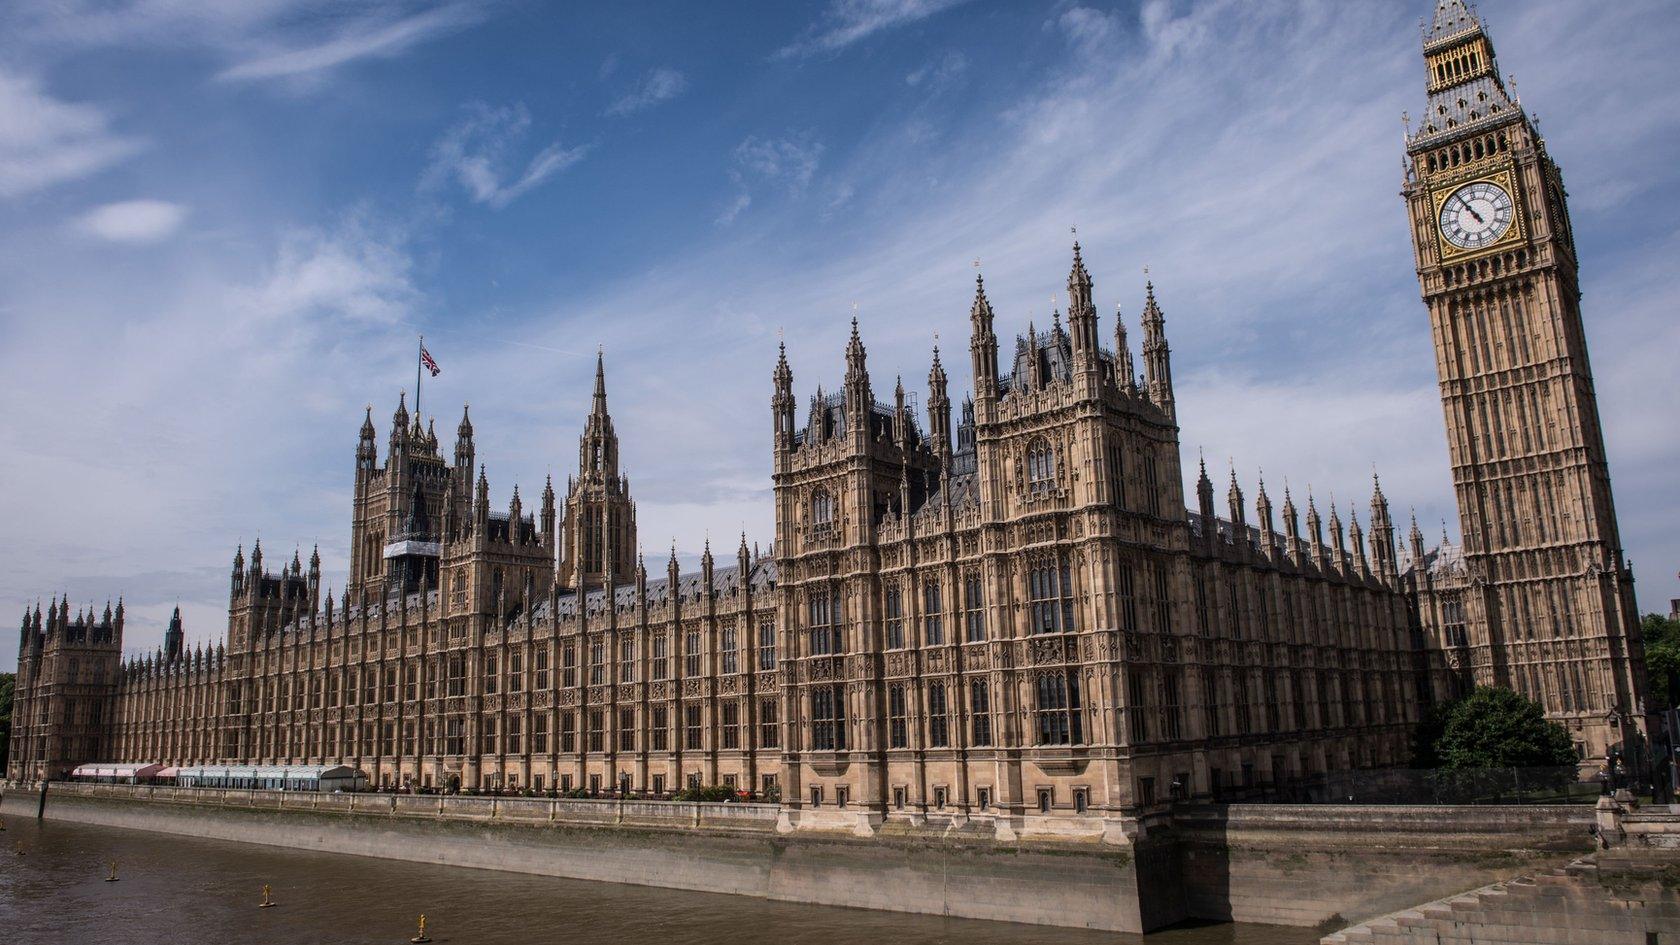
<box><xmin>8</xmin><ymin>1</ymin><xmax>482</xmax><ymax>88</ymax></box>
<box><xmin>717</xmin><ymin>132</ymin><xmax>824</xmax><ymax>225</ymax></box>
<box><xmin>217</xmin><ymin>4</ymin><xmax>483</xmax><ymax>84</ymax></box>
<box><xmin>606</xmin><ymin>67</ymin><xmax>689</xmax><ymax>116</ymax></box>
<box><xmin>0</xmin><ymin>67</ymin><xmax>145</xmax><ymax>198</ymax></box>
<box><xmin>73</xmin><ymin>199</ymin><xmax>188</xmax><ymax>243</ymax></box>
<box><xmin>239</xmin><ymin>215</ymin><xmax>420</xmax><ymax>326</ymax></box>
<box><xmin>905</xmin><ymin>50</ymin><xmax>967</xmax><ymax>88</ymax></box>
<box><xmin>422</xmin><ymin>104</ymin><xmax>589</xmax><ymax>208</ymax></box>
<box><xmin>776</xmin><ymin>0</ymin><xmax>974</xmax><ymax>59</ymax></box>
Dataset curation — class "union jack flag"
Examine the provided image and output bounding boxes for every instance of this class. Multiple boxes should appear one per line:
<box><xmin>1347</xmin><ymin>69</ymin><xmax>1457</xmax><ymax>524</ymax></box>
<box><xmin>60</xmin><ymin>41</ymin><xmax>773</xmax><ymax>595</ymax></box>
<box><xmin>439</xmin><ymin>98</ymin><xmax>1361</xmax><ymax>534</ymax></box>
<box><xmin>420</xmin><ymin>346</ymin><xmax>441</xmax><ymax>377</ymax></box>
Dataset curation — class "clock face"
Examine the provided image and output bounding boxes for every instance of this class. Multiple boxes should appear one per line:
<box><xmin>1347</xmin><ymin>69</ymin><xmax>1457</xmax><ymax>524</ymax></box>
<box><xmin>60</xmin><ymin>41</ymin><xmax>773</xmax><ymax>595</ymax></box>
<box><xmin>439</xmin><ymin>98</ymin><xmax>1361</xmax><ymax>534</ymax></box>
<box><xmin>1439</xmin><ymin>181</ymin><xmax>1515</xmax><ymax>251</ymax></box>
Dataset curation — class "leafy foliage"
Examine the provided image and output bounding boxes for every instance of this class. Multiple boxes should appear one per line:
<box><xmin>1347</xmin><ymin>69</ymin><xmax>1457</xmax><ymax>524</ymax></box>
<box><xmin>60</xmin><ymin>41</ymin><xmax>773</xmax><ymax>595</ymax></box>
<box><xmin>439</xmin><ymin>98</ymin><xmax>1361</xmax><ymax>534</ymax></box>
<box><xmin>1430</xmin><ymin>686</ymin><xmax>1577</xmax><ymax>770</ymax></box>
<box><xmin>1641</xmin><ymin>614</ymin><xmax>1680</xmax><ymax>708</ymax></box>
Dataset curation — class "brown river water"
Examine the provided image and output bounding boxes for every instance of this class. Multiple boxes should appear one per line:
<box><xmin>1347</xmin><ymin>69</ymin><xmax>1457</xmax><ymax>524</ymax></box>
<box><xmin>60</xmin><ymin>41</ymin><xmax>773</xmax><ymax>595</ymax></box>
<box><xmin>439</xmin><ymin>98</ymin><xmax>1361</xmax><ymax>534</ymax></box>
<box><xmin>0</xmin><ymin>816</ymin><xmax>1320</xmax><ymax>945</ymax></box>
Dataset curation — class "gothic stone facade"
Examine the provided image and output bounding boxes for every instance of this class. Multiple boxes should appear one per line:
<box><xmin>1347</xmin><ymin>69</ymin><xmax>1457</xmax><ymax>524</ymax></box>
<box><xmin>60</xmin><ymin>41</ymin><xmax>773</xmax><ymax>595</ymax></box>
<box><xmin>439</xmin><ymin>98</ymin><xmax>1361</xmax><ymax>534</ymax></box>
<box><xmin>1399</xmin><ymin>1</ymin><xmax>1648</xmax><ymax>764</ymax></box>
<box><xmin>9</xmin><ymin>245</ymin><xmax>1421</xmax><ymax>833</ymax></box>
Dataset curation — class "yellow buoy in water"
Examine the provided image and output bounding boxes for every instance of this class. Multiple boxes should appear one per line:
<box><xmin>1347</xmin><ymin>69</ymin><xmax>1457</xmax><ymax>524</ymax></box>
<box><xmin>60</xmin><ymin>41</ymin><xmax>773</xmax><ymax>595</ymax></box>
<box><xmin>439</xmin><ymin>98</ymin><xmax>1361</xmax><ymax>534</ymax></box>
<box><xmin>105</xmin><ymin>861</ymin><xmax>119</xmax><ymax>882</ymax></box>
<box><xmin>258</xmin><ymin>884</ymin><xmax>276</xmax><ymax>908</ymax></box>
<box><xmin>410</xmin><ymin>913</ymin><xmax>432</xmax><ymax>944</ymax></box>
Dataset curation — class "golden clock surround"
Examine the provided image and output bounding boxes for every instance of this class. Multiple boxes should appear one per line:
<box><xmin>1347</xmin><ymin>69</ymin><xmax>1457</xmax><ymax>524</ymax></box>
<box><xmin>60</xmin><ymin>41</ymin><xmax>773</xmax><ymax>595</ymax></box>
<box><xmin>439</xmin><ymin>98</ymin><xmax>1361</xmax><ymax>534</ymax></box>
<box><xmin>1431</xmin><ymin>167</ymin><xmax>1526</xmax><ymax>262</ymax></box>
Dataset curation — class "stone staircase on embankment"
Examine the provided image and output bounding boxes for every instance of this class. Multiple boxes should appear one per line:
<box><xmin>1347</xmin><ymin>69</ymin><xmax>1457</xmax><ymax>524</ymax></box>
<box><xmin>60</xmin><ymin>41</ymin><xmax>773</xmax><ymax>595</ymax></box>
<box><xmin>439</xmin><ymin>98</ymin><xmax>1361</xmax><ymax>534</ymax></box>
<box><xmin>1322</xmin><ymin>854</ymin><xmax>1680</xmax><ymax>945</ymax></box>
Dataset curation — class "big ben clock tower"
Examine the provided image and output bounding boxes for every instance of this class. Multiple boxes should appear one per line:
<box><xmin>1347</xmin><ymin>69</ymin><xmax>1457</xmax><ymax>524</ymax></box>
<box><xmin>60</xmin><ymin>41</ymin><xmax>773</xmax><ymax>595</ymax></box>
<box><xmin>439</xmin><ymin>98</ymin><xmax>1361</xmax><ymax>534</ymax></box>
<box><xmin>1402</xmin><ymin>0</ymin><xmax>1648</xmax><ymax>764</ymax></box>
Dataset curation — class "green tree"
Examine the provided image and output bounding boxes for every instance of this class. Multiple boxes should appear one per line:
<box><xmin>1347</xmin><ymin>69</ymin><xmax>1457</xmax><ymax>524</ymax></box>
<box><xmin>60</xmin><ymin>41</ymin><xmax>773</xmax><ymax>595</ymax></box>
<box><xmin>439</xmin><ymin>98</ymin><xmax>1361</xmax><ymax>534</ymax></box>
<box><xmin>1434</xmin><ymin>686</ymin><xmax>1577</xmax><ymax>770</ymax></box>
<box><xmin>1641</xmin><ymin>614</ymin><xmax>1680</xmax><ymax>708</ymax></box>
<box><xmin>0</xmin><ymin>671</ymin><xmax>13</xmax><ymax>771</ymax></box>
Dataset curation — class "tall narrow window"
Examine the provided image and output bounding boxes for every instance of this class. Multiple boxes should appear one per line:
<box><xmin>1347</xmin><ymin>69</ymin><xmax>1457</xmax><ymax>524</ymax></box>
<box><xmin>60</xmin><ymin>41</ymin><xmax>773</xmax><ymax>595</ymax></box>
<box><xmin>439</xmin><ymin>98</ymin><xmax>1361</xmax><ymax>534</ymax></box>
<box><xmin>927</xmin><ymin>683</ymin><xmax>949</xmax><ymax>748</ymax></box>
<box><xmin>1194</xmin><ymin>573</ymin><xmax>1210</xmax><ymax>637</ymax></box>
<box><xmin>588</xmin><ymin>709</ymin><xmax>604</xmax><ymax>752</ymax></box>
<box><xmin>810</xmin><ymin>685</ymin><xmax>846</xmax><ymax>751</ymax></box>
<box><xmin>619</xmin><ymin>636</ymin><xmax>635</xmax><ymax>683</ymax></box>
<box><xmin>562</xmin><ymin>644</ymin><xmax>577</xmax><ymax>688</ymax></box>
<box><xmin>652</xmin><ymin>706</ymin><xmax>668</xmax><ymax>751</ymax></box>
<box><xmin>508</xmin><ymin>648</ymin><xmax>524</xmax><ymax>693</ymax></box>
<box><xmin>1202</xmin><ymin>668</ymin><xmax>1221</xmax><ymax>737</ymax></box>
<box><xmin>808</xmin><ymin>588</ymin><xmax>839</xmax><ymax>655</ymax></box>
<box><xmin>1029</xmin><ymin>560</ymin><xmax>1076</xmax><ymax>634</ymax></box>
<box><xmin>1128</xmin><ymin>668</ymin><xmax>1150</xmax><ymax>744</ymax></box>
<box><xmin>1035</xmin><ymin>672</ymin><xmax>1082</xmax><ymax>745</ymax></box>
<box><xmin>1162</xmin><ymin>669</ymin><xmax>1183</xmax><ymax>741</ymax></box>
<box><xmin>618</xmin><ymin>707</ymin><xmax>635</xmax><ymax>752</ymax></box>
<box><xmin>885</xmin><ymin>583</ymin><xmax>904</xmax><ymax>649</ymax></box>
<box><xmin>684</xmin><ymin>704</ymin><xmax>702</xmax><ymax>750</ymax></box>
<box><xmin>653</xmin><ymin>633</ymin><xmax>669</xmax><ymax>680</ymax></box>
<box><xmin>888</xmin><ymin>685</ymin><xmax>908</xmax><ymax>749</ymax></box>
<box><xmin>1108</xmin><ymin>443</ymin><xmax>1127</xmax><ymax>509</ymax></box>
<box><xmin>534</xmin><ymin>647</ymin><xmax>550</xmax><ymax>690</ymax></box>
<box><xmin>722</xmin><ymin>626</ymin><xmax>739</xmax><ymax>674</ymax></box>
<box><xmin>759</xmin><ymin>698</ymin><xmax>779</xmax><ymax>749</ymax></box>
<box><xmin>1152</xmin><ymin>563</ymin><xmax>1171</xmax><ymax>635</ymax></box>
<box><xmin>684</xmin><ymin>628</ymin><xmax>701</xmax><ymax>677</ymax></box>
<box><xmin>757</xmin><ymin>619</ymin><xmax>776</xmax><ymax>670</ymax></box>
<box><xmin>721</xmin><ymin>701</ymin><xmax>740</xmax><ymax>749</ymax></box>
<box><xmin>969</xmin><ymin>680</ymin><xmax>992</xmax><ymax>745</ymax></box>
<box><xmin>1142</xmin><ymin>453</ymin><xmax>1161</xmax><ymax>515</ymax></box>
<box><xmin>589</xmin><ymin>639</ymin><xmax>605</xmax><ymax>686</ymax></box>
<box><xmin>1027</xmin><ymin>439</ymin><xmax>1056</xmax><ymax>493</ymax></box>
<box><xmin>922</xmin><ymin>580</ymin><xmax>943</xmax><ymax>646</ymax></box>
<box><xmin>812</xmin><ymin>490</ymin><xmax>835</xmax><ymax>529</ymax></box>
<box><xmin>963</xmin><ymin>572</ymin><xmax>985</xmax><ymax>642</ymax></box>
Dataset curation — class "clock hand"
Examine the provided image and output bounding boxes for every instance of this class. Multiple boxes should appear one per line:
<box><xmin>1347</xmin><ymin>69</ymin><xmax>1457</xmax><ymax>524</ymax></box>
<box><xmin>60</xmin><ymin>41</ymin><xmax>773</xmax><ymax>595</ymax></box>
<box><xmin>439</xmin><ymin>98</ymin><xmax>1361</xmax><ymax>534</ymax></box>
<box><xmin>1457</xmin><ymin>197</ymin><xmax>1486</xmax><ymax>225</ymax></box>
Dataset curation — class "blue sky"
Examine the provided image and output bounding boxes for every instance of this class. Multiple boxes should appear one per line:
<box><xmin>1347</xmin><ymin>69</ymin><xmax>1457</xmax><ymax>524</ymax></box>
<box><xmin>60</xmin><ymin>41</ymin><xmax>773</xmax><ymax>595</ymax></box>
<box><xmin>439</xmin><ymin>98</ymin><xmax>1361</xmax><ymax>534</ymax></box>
<box><xmin>2</xmin><ymin>0</ymin><xmax>1677</xmax><ymax>667</ymax></box>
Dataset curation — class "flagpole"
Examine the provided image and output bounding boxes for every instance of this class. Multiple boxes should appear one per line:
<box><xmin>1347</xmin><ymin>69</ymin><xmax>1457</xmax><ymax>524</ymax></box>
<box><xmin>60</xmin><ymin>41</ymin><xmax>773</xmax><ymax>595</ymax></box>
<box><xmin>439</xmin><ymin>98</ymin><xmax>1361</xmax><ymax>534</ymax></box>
<box><xmin>415</xmin><ymin>334</ymin><xmax>424</xmax><ymax>424</ymax></box>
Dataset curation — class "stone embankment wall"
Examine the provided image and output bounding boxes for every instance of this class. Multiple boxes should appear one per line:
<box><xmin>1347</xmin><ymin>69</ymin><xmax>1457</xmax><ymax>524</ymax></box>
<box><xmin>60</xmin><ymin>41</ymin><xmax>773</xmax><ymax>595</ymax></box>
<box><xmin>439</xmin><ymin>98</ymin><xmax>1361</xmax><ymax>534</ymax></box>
<box><xmin>1174</xmin><ymin>803</ymin><xmax>1595</xmax><ymax>929</ymax></box>
<box><xmin>1</xmin><ymin>783</ymin><xmax>1164</xmax><ymax>932</ymax></box>
<box><xmin>1322</xmin><ymin>854</ymin><xmax>1680</xmax><ymax>945</ymax></box>
<box><xmin>0</xmin><ymin>782</ymin><xmax>1604</xmax><ymax>934</ymax></box>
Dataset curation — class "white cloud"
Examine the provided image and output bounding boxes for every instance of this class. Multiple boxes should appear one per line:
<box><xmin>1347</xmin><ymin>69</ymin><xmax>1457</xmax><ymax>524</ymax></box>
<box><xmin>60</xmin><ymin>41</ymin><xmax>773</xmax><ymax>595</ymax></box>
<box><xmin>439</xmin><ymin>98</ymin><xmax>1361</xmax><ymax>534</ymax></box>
<box><xmin>606</xmin><ymin>67</ymin><xmax>689</xmax><ymax>117</ymax></box>
<box><xmin>422</xmin><ymin>104</ymin><xmax>589</xmax><ymax>208</ymax></box>
<box><xmin>0</xmin><ymin>67</ymin><xmax>145</xmax><ymax>198</ymax></box>
<box><xmin>217</xmin><ymin>4</ymin><xmax>483</xmax><ymax>83</ymax></box>
<box><xmin>717</xmin><ymin>133</ymin><xmax>823</xmax><ymax>226</ymax></box>
<box><xmin>777</xmin><ymin>0</ymin><xmax>974</xmax><ymax>59</ymax></box>
<box><xmin>240</xmin><ymin>216</ymin><xmax>420</xmax><ymax>326</ymax></box>
<box><xmin>905</xmin><ymin>50</ymin><xmax>967</xmax><ymax>88</ymax></box>
<box><xmin>8</xmin><ymin>1</ymin><xmax>481</xmax><ymax>88</ymax></box>
<box><xmin>73</xmin><ymin>199</ymin><xmax>188</xmax><ymax>243</ymax></box>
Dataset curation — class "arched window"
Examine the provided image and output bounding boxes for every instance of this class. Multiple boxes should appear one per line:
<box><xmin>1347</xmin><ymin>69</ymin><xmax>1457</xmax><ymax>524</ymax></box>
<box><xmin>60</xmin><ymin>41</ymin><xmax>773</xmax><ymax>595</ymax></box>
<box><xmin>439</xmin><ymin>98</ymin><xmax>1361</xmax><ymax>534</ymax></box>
<box><xmin>1026</xmin><ymin>440</ymin><xmax>1056</xmax><ymax>492</ymax></box>
<box><xmin>811</xmin><ymin>490</ymin><xmax>835</xmax><ymax>528</ymax></box>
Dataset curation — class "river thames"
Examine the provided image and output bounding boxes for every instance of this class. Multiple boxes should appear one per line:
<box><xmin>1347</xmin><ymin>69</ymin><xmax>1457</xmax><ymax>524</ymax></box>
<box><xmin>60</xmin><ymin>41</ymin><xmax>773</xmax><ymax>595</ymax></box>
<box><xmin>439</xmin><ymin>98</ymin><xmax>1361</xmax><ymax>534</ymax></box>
<box><xmin>0</xmin><ymin>817</ymin><xmax>1320</xmax><ymax>945</ymax></box>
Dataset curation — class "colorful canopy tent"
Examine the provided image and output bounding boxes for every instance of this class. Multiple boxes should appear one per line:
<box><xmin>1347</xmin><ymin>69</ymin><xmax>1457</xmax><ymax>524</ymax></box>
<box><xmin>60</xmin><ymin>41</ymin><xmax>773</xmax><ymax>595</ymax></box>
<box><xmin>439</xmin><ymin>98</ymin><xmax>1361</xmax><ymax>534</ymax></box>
<box><xmin>174</xmin><ymin>764</ymin><xmax>370</xmax><ymax>792</ymax></box>
<box><xmin>69</xmin><ymin>763</ymin><xmax>164</xmax><ymax>783</ymax></box>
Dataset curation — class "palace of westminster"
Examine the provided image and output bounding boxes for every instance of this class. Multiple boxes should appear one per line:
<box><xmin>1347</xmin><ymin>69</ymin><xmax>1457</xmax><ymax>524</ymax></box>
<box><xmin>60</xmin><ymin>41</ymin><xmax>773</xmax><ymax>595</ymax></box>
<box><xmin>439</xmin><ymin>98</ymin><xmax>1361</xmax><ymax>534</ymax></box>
<box><xmin>6</xmin><ymin>3</ymin><xmax>1653</xmax><ymax>829</ymax></box>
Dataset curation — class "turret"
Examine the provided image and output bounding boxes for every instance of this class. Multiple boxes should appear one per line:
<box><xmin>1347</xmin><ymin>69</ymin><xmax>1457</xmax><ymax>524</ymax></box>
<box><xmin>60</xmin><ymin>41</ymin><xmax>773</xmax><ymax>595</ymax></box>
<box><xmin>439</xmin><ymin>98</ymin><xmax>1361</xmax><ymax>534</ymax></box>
<box><xmin>163</xmin><ymin>605</ymin><xmax>183</xmax><ymax>661</ymax></box>
<box><xmin>969</xmin><ymin>273</ymin><xmax>999</xmax><ymax>415</ymax></box>
<box><xmin>357</xmin><ymin>406</ymin><xmax>378</xmax><ymax>472</ymax></box>
<box><xmin>1226</xmin><ymin>466</ymin><xmax>1246</xmax><ymax>530</ymax></box>
<box><xmin>1348</xmin><ymin>506</ymin><xmax>1368</xmax><ymax>577</ymax></box>
<box><xmin>455</xmin><ymin>404</ymin><xmax>474</xmax><ymax>473</ymax></box>
<box><xmin>1141</xmin><ymin>281</ymin><xmax>1175</xmax><ymax>417</ymax></box>
<box><xmin>1368</xmin><ymin>472</ymin><xmax>1398</xmax><ymax>583</ymax></box>
<box><xmin>1306</xmin><ymin>492</ymin><xmax>1328</xmax><ymax>570</ymax></box>
<box><xmin>843</xmin><ymin>316</ymin><xmax>872</xmax><ymax>430</ymax></box>
<box><xmin>1255</xmin><ymin>475</ymin><xmax>1276</xmax><ymax>559</ymax></box>
<box><xmin>390</xmin><ymin>391</ymin><xmax>410</xmax><ymax>452</ymax></box>
<box><xmin>1408</xmin><ymin>511</ymin><xmax>1426</xmax><ymax>567</ymax></box>
<box><xmin>773</xmin><ymin>342</ymin><xmax>796</xmax><ymax>450</ymax></box>
<box><xmin>231</xmin><ymin>543</ymin><xmax>246</xmax><ymax>597</ymax></box>
<box><xmin>1282</xmin><ymin>486</ymin><xmax>1303</xmax><ymax>563</ymax></box>
<box><xmin>1329</xmin><ymin>500</ymin><xmax>1347</xmax><ymax>569</ymax></box>
<box><xmin>1066</xmin><ymin>238</ymin><xmax>1101</xmax><ymax>394</ymax></box>
<box><xmin>541</xmin><ymin>474</ymin><xmax>557</xmax><ymax>546</ymax></box>
<box><xmin>474</xmin><ymin>465</ymin><xmax>490</xmax><ymax>533</ymax></box>
<box><xmin>927</xmin><ymin>346</ymin><xmax>951</xmax><ymax>462</ymax></box>
<box><xmin>1114</xmin><ymin>304</ymin><xmax>1136</xmax><ymax>393</ymax></box>
<box><xmin>1195</xmin><ymin>455</ymin><xmax>1217</xmax><ymax>552</ymax></box>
